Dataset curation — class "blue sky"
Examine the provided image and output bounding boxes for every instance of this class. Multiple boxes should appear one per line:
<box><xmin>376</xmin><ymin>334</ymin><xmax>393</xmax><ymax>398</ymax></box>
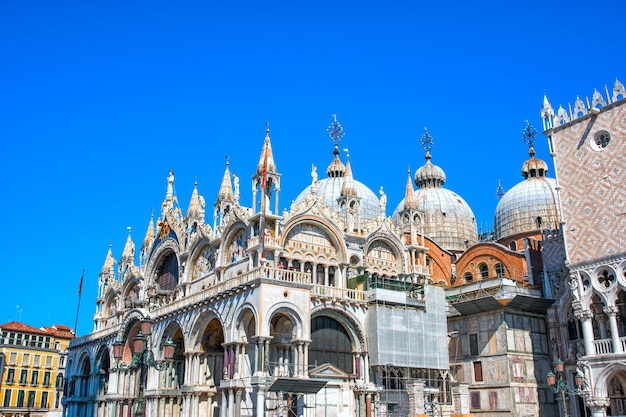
<box><xmin>1</xmin><ymin>0</ymin><xmax>624</xmax><ymax>335</ymax></box>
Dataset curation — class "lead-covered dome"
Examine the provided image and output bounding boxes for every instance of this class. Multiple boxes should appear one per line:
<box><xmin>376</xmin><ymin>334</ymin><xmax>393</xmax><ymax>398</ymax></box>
<box><xmin>393</xmin><ymin>151</ymin><xmax>478</xmax><ymax>253</ymax></box>
<box><xmin>295</xmin><ymin>145</ymin><xmax>380</xmax><ymax>221</ymax></box>
<box><xmin>494</xmin><ymin>146</ymin><xmax>560</xmax><ymax>240</ymax></box>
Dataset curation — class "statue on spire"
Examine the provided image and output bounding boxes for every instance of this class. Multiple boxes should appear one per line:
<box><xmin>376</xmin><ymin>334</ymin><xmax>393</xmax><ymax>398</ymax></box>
<box><xmin>327</xmin><ymin>114</ymin><xmax>346</xmax><ymax>145</ymax></box>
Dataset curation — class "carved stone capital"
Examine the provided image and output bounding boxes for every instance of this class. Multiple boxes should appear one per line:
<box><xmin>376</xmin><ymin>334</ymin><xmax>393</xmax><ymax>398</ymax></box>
<box><xmin>574</xmin><ymin>309</ymin><xmax>593</xmax><ymax>320</ymax></box>
<box><xmin>603</xmin><ymin>305</ymin><xmax>618</xmax><ymax>316</ymax></box>
<box><xmin>585</xmin><ymin>396</ymin><xmax>610</xmax><ymax>411</ymax></box>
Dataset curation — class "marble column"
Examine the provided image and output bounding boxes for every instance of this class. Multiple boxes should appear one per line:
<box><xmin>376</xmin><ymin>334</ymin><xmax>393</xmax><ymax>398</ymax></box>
<box><xmin>576</xmin><ymin>309</ymin><xmax>595</xmax><ymax>357</ymax></box>
<box><xmin>604</xmin><ymin>306</ymin><xmax>622</xmax><ymax>353</ymax></box>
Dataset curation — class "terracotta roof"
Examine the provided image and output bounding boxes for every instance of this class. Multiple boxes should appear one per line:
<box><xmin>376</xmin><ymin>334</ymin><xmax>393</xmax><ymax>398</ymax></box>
<box><xmin>0</xmin><ymin>321</ymin><xmax>47</xmax><ymax>335</ymax></box>
<box><xmin>43</xmin><ymin>325</ymin><xmax>75</xmax><ymax>339</ymax></box>
<box><xmin>0</xmin><ymin>321</ymin><xmax>75</xmax><ymax>339</ymax></box>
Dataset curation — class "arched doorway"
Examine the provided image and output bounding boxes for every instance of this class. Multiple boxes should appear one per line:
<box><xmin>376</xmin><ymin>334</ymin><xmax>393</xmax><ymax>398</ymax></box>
<box><xmin>608</xmin><ymin>374</ymin><xmax>626</xmax><ymax>416</ymax></box>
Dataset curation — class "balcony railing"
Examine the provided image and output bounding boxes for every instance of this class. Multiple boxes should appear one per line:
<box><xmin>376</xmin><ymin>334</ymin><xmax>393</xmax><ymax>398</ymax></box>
<box><xmin>311</xmin><ymin>284</ymin><xmax>366</xmax><ymax>302</ymax></box>
<box><xmin>593</xmin><ymin>338</ymin><xmax>614</xmax><ymax>355</ymax></box>
<box><xmin>590</xmin><ymin>337</ymin><xmax>626</xmax><ymax>355</ymax></box>
<box><xmin>152</xmin><ymin>266</ymin><xmax>312</xmax><ymax>317</ymax></box>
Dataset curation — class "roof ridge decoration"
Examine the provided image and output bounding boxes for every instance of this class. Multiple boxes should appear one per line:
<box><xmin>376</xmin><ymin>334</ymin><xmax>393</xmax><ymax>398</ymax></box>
<box><xmin>541</xmin><ymin>78</ymin><xmax>625</xmax><ymax>130</ymax></box>
<box><xmin>327</xmin><ymin>113</ymin><xmax>345</xmax><ymax>145</ymax></box>
<box><xmin>522</xmin><ymin>120</ymin><xmax>537</xmax><ymax>157</ymax></box>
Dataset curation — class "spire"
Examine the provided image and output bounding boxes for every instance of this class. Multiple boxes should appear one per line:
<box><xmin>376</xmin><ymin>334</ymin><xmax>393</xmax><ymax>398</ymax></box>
<box><xmin>541</xmin><ymin>92</ymin><xmax>555</xmax><ymax>130</ymax></box>
<box><xmin>613</xmin><ymin>78</ymin><xmax>625</xmax><ymax>102</ymax></box>
<box><xmin>121</xmin><ymin>227</ymin><xmax>135</xmax><ymax>266</ymax></box>
<box><xmin>404</xmin><ymin>166</ymin><xmax>418</xmax><ymax>210</ymax></box>
<box><xmin>187</xmin><ymin>180</ymin><xmax>201</xmax><ymax>218</ymax></box>
<box><xmin>217</xmin><ymin>156</ymin><xmax>233</xmax><ymax>201</ymax></box>
<box><xmin>341</xmin><ymin>149</ymin><xmax>358</xmax><ymax>197</ymax></box>
<box><xmin>256</xmin><ymin>123</ymin><xmax>276</xmax><ymax>175</ymax></box>
<box><xmin>101</xmin><ymin>243</ymin><xmax>116</xmax><ymax>275</ymax></box>
<box><xmin>142</xmin><ymin>211</ymin><xmax>155</xmax><ymax>249</ymax></box>
<box><xmin>495</xmin><ymin>179</ymin><xmax>505</xmax><ymax>199</ymax></box>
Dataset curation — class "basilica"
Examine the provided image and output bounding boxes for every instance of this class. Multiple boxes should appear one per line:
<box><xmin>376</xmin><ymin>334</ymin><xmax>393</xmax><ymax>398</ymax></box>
<box><xmin>62</xmin><ymin>79</ymin><xmax>625</xmax><ymax>417</ymax></box>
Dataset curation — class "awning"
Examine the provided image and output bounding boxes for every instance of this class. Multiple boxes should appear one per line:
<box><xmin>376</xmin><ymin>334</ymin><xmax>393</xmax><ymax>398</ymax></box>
<box><xmin>268</xmin><ymin>377</ymin><xmax>328</xmax><ymax>394</ymax></box>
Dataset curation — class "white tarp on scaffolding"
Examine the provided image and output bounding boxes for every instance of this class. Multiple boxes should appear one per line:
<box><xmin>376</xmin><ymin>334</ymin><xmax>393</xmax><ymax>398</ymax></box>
<box><xmin>365</xmin><ymin>285</ymin><xmax>449</xmax><ymax>369</ymax></box>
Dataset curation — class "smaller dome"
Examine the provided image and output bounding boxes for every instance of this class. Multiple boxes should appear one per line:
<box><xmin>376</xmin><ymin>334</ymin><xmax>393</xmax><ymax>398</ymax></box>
<box><xmin>521</xmin><ymin>147</ymin><xmax>549</xmax><ymax>179</ymax></box>
<box><xmin>414</xmin><ymin>152</ymin><xmax>446</xmax><ymax>188</ymax></box>
<box><xmin>326</xmin><ymin>145</ymin><xmax>346</xmax><ymax>178</ymax></box>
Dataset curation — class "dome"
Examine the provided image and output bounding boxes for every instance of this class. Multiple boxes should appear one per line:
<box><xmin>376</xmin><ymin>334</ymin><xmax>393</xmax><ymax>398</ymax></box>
<box><xmin>494</xmin><ymin>151</ymin><xmax>560</xmax><ymax>240</ymax></box>
<box><xmin>392</xmin><ymin>188</ymin><xmax>478</xmax><ymax>252</ymax></box>
<box><xmin>414</xmin><ymin>152</ymin><xmax>446</xmax><ymax>187</ymax></box>
<box><xmin>296</xmin><ymin>177</ymin><xmax>380</xmax><ymax>221</ymax></box>
<box><xmin>392</xmin><ymin>152</ymin><xmax>478</xmax><ymax>253</ymax></box>
<box><xmin>295</xmin><ymin>145</ymin><xmax>380</xmax><ymax>222</ymax></box>
<box><xmin>495</xmin><ymin>122</ymin><xmax>561</xmax><ymax>240</ymax></box>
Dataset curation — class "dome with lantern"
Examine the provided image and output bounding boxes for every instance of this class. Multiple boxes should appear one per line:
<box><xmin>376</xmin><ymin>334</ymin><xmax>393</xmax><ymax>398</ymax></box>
<box><xmin>294</xmin><ymin>116</ymin><xmax>380</xmax><ymax>222</ymax></box>
<box><xmin>392</xmin><ymin>128</ymin><xmax>478</xmax><ymax>253</ymax></box>
<box><xmin>494</xmin><ymin>122</ymin><xmax>560</xmax><ymax>240</ymax></box>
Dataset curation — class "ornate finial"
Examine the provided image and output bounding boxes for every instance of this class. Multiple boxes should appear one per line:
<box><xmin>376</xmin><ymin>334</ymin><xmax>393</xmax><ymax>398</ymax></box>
<box><xmin>265</xmin><ymin>121</ymin><xmax>270</xmax><ymax>134</ymax></box>
<box><xmin>327</xmin><ymin>114</ymin><xmax>345</xmax><ymax>145</ymax></box>
<box><xmin>127</xmin><ymin>226</ymin><xmax>132</xmax><ymax>236</ymax></box>
<box><xmin>343</xmin><ymin>148</ymin><xmax>350</xmax><ymax>159</ymax></box>
<box><xmin>225</xmin><ymin>155</ymin><xmax>229</xmax><ymax>166</ymax></box>
<box><xmin>522</xmin><ymin>120</ymin><xmax>537</xmax><ymax>150</ymax></box>
<box><xmin>421</xmin><ymin>127</ymin><xmax>434</xmax><ymax>155</ymax></box>
<box><xmin>495</xmin><ymin>179</ymin><xmax>505</xmax><ymax>199</ymax></box>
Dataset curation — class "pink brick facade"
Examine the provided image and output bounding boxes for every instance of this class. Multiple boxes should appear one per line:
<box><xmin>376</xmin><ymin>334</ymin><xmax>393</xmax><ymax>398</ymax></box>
<box><xmin>548</xmin><ymin>101</ymin><xmax>626</xmax><ymax>266</ymax></box>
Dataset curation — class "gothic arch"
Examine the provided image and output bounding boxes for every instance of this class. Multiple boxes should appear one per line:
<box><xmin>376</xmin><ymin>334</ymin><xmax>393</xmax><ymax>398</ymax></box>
<box><xmin>593</xmin><ymin>362</ymin><xmax>626</xmax><ymax>399</ymax></box>
<box><xmin>618</xmin><ymin>260</ymin><xmax>626</xmax><ymax>287</ymax></box>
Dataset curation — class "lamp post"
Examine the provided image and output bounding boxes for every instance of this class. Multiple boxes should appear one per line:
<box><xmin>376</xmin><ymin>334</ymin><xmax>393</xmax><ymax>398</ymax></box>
<box><xmin>546</xmin><ymin>358</ymin><xmax>584</xmax><ymax>417</ymax></box>
<box><xmin>113</xmin><ymin>320</ymin><xmax>176</xmax><ymax>417</ymax></box>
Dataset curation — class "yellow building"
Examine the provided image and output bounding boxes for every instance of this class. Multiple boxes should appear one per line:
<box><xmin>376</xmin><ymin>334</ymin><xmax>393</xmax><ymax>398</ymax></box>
<box><xmin>0</xmin><ymin>322</ymin><xmax>74</xmax><ymax>417</ymax></box>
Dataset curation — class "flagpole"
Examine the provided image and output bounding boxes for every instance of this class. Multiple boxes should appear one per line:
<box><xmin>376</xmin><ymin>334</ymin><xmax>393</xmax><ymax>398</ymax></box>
<box><xmin>74</xmin><ymin>269</ymin><xmax>84</xmax><ymax>336</ymax></box>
